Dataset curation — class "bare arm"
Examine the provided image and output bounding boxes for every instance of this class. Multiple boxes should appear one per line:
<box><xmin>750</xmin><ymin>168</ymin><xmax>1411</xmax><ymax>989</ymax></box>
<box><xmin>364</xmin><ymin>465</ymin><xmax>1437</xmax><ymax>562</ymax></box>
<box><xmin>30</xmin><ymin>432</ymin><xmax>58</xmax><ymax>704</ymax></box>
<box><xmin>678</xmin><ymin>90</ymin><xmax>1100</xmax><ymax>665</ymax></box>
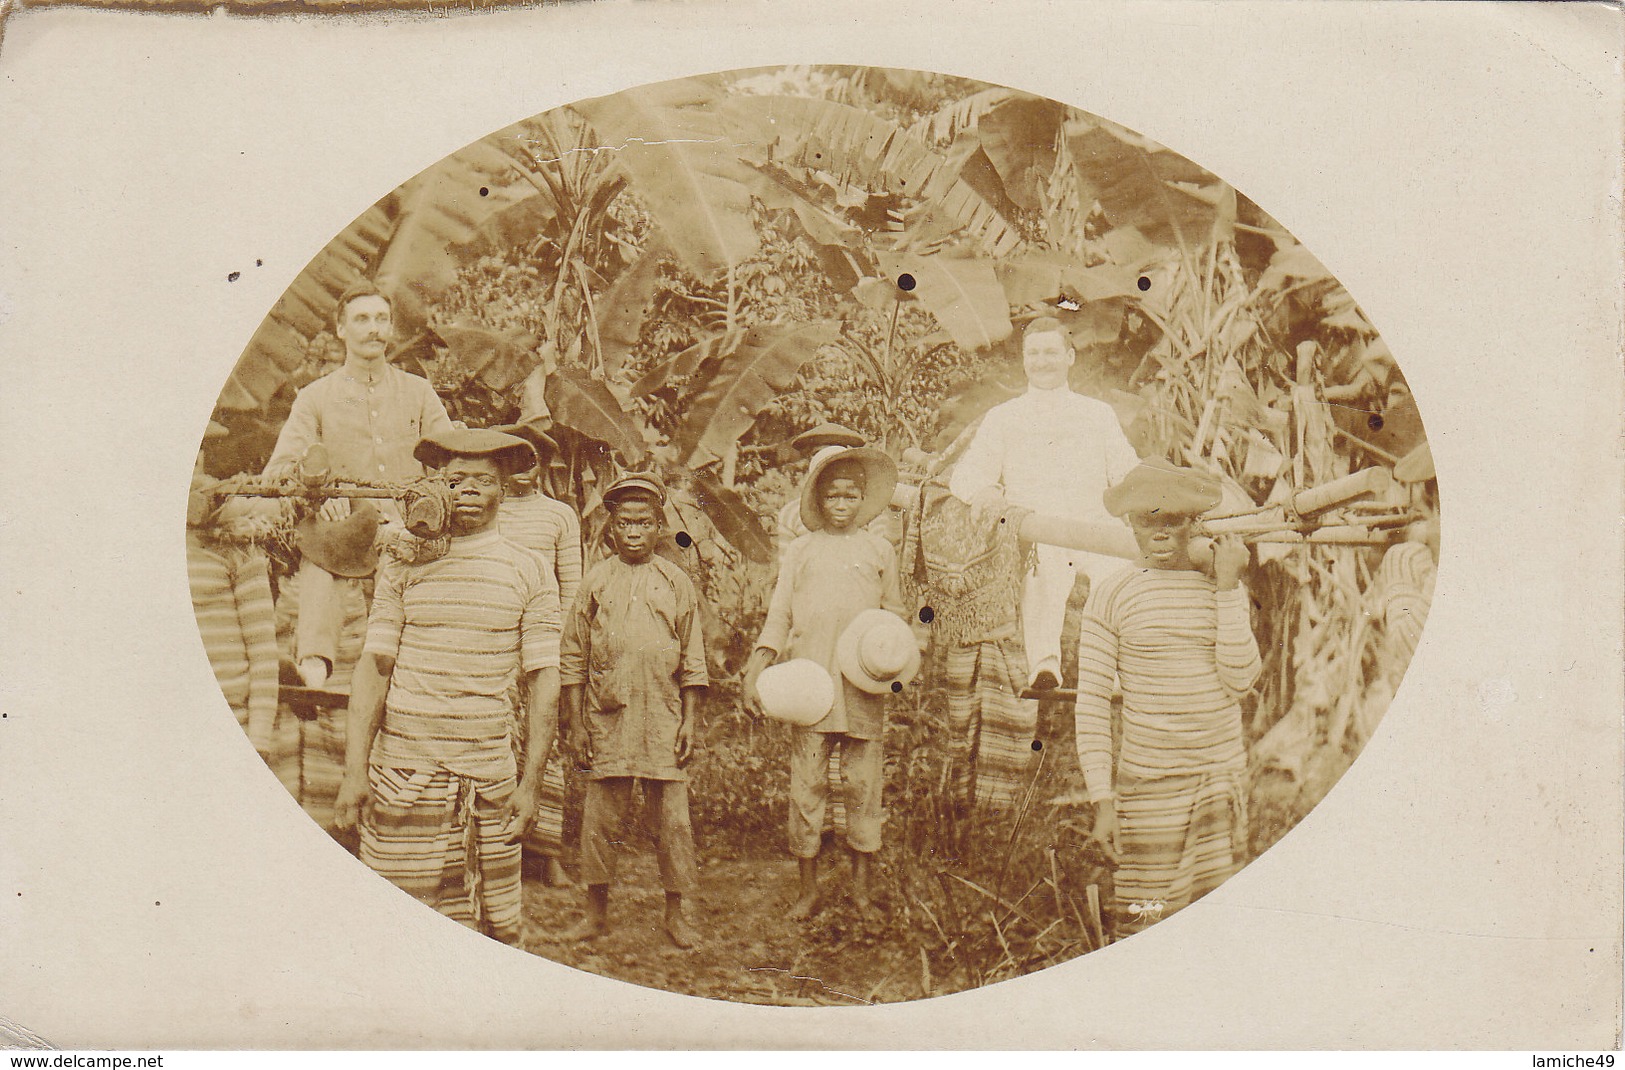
<box><xmin>333</xmin><ymin>651</ymin><xmax>392</xmax><ymax>832</ymax></box>
<box><xmin>1211</xmin><ymin>535</ymin><xmax>1262</xmax><ymax>697</ymax></box>
<box><xmin>503</xmin><ymin>666</ymin><xmax>561</xmax><ymax>840</ymax></box>
<box><xmin>676</xmin><ymin>685</ymin><xmax>702</xmax><ymax>767</ymax></box>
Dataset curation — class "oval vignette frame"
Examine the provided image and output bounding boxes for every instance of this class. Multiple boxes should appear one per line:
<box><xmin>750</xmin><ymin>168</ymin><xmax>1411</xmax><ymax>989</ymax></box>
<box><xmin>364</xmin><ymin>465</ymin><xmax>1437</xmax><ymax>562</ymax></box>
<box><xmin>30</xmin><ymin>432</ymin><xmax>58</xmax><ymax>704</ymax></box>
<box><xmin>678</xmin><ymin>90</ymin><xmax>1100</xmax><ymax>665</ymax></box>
<box><xmin>186</xmin><ymin>64</ymin><xmax>1438</xmax><ymax>1006</ymax></box>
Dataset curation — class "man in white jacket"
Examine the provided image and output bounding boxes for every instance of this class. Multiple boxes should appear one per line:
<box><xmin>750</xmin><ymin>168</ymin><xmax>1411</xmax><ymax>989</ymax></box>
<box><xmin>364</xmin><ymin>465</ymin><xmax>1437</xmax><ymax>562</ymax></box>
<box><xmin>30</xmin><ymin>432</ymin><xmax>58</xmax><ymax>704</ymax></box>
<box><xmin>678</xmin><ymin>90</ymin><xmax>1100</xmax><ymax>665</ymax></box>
<box><xmin>947</xmin><ymin>316</ymin><xmax>1140</xmax><ymax>690</ymax></box>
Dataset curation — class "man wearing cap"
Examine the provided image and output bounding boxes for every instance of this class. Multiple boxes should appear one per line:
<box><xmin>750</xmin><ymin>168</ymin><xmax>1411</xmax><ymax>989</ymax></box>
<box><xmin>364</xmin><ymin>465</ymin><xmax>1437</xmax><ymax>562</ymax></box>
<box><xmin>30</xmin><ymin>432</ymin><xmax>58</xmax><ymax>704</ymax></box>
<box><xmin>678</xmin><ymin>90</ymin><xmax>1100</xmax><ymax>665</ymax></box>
<box><xmin>493</xmin><ymin>416</ymin><xmax>582</xmax><ymax>887</ymax></box>
<box><xmin>1073</xmin><ymin>458</ymin><xmax>1260</xmax><ymax>936</ymax></box>
<box><xmin>558</xmin><ymin>473</ymin><xmax>707</xmax><ymax>948</ymax></box>
<box><xmin>263</xmin><ymin>282</ymin><xmax>456</xmax><ymax>690</ymax></box>
<box><xmin>948</xmin><ymin>316</ymin><xmax>1140</xmax><ymax>690</ymax></box>
<box><xmin>333</xmin><ymin>428</ymin><xmax>561</xmax><ymax>947</ymax></box>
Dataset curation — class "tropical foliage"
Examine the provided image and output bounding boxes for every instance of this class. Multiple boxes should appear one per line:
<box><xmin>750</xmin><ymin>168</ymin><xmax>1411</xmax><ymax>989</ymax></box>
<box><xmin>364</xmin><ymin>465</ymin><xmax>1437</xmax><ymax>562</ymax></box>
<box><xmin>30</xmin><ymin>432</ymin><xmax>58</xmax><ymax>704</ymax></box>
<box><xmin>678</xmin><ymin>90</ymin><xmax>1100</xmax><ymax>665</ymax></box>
<box><xmin>208</xmin><ymin>64</ymin><xmax>1429</xmax><ymax>997</ymax></box>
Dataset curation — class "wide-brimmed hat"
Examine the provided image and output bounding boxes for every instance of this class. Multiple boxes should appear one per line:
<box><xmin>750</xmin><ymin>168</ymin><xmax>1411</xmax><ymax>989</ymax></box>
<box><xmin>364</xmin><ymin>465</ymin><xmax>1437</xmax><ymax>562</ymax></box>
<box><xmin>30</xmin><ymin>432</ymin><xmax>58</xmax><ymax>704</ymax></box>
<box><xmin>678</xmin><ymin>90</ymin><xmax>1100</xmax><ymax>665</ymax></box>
<box><xmin>295</xmin><ymin>501</ymin><xmax>382</xmax><ymax>578</ymax></box>
<box><xmin>755</xmin><ymin>659</ymin><xmax>836</xmax><ymax>727</ymax></box>
<box><xmin>789</xmin><ymin>422</ymin><xmax>866</xmax><ymax>455</ymax></box>
<box><xmin>836</xmin><ymin>608</ymin><xmax>922</xmax><ymax>695</ymax></box>
<box><xmin>603</xmin><ymin>472</ymin><xmax>667</xmax><ymax>508</ymax></box>
<box><xmin>800</xmin><ymin>446</ymin><xmax>897</xmax><ymax>532</ymax></box>
<box><xmin>1103</xmin><ymin>458</ymin><xmax>1223</xmax><ymax>518</ymax></box>
<box><xmin>413</xmin><ymin>428</ymin><xmax>535</xmax><ymax>476</ymax></box>
<box><xmin>491</xmin><ymin>417</ymin><xmax>557</xmax><ymax>467</ymax></box>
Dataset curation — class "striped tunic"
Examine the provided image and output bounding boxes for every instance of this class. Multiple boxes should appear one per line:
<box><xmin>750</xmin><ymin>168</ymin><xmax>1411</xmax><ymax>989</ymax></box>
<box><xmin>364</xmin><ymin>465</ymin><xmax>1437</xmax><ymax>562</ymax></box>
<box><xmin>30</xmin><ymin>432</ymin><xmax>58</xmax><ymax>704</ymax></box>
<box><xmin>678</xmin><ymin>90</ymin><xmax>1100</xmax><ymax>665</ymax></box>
<box><xmin>498</xmin><ymin>492</ymin><xmax>582</xmax><ymax>614</ymax></box>
<box><xmin>365</xmin><ymin>529</ymin><xmax>561</xmax><ymax>781</ymax></box>
<box><xmin>496</xmin><ymin>491</ymin><xmax>581</xmax><ymax>857</ymax></box>
<box><xmin>187</xmin><ymin>534</ymin><xmax>280</xmax><ymax>749</ymax></box>
<box><xmin>1073</xmin><ymin>567</ymin><xmax>1262</xmax><ymax>802</ymax></box>
<box><xmin>1372</xmin><ymin>541</ymin><xmax>1435</xmax><ymax>666</ymax></box>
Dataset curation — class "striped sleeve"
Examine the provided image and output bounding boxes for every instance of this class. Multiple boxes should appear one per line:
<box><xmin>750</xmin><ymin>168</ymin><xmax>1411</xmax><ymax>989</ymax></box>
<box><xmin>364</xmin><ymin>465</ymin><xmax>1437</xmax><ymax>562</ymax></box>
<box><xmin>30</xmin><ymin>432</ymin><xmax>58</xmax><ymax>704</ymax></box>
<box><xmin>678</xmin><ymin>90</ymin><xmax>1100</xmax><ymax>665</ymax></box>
<box><xmin>519</xmin><ymin>550</ymin><xmax>562</xmax><ymax>673</ymax></box>
<box><xmin>1213</xmin><ymin>586</ymin><xmax>1263</xmax><ymax>698</ymax></box>
<box><xmin>232</xmin><ymin>551</ymin><xmax>282</xmax><ymax>749</ymax></box>
<box><xmin>1074</xmin><ymin>585</ymin><xmax>1120</xmax><ymax>802</ymax></box>
<box><xmin>553</xmin><ymin>501</ymin><xmax>583</xmax><ymax>615</ymax></box>
<box><xmin>364</xmin><ymin>557</ymin><xmax>407</xmax><ymax>660</ymax></box>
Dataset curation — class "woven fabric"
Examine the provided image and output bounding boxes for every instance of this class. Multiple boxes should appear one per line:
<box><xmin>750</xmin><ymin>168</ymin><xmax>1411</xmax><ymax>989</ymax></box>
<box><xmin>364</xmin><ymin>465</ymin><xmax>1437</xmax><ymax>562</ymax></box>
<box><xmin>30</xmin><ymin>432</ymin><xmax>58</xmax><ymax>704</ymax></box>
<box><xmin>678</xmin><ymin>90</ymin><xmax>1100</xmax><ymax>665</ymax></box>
<box><xmin>359</xmin><ymin>765</ymin><xmax>523</xmax><ymax>946</ymax></box>
<box><xmin>942</xmin><ymin>637</ymin><xmax>1038</xmax><ymax>811</ymax></box>
<box><xmin>1109</xmin><ymin>769</ymin><xmax>1245</xmax><ymax>936</ymax></box>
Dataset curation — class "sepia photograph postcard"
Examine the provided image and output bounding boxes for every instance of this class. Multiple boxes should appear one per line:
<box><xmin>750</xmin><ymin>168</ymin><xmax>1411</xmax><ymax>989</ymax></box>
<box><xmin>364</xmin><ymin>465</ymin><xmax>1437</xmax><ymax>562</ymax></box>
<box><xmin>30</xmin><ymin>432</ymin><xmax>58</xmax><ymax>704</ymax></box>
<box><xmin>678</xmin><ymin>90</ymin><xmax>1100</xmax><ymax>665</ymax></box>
<box><xmin>0</xmin><ymin>0</ymin><xmax>1620</xmax><ymax>1051</ymax></box>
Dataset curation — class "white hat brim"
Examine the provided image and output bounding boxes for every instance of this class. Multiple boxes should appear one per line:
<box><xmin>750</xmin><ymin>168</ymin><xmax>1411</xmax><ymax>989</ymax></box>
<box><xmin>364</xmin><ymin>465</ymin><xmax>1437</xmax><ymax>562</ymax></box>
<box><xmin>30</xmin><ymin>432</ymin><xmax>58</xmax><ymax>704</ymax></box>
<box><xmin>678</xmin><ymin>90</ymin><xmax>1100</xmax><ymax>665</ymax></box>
<box><xmin>835</xmin><ymin>608</ymin><xmax>922</xmax><ymax>695</ymax></box>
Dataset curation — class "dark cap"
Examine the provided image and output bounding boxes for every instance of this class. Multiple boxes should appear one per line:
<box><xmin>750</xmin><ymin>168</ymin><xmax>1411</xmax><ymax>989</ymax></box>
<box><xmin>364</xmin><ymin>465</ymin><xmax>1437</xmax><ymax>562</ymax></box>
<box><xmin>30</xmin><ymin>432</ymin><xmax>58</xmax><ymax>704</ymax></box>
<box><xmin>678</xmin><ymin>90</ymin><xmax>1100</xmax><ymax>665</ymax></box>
<box><xmin>603</xmin><ymin>472</ymin><xmax>667</xmax><ymax>508</ymax></box>
<box><xmin>1103</xmin><ymin>458</ymin><xmax>1223</xmax><ymax>518</ymax></box>
<box><xmin>413</xmin><ymin>428</ymin><xmax>536</xmax><ymax>476</ymax></box>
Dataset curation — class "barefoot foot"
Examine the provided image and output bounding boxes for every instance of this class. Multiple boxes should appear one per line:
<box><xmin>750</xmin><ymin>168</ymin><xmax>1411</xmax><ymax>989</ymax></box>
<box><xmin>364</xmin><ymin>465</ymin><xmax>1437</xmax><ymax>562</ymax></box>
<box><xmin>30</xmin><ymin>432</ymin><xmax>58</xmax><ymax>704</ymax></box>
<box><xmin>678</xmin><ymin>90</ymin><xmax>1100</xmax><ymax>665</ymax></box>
<box><xmin>665</xmin><ymin>913</ymin><xmax>701</xmax><ymax>949</ymax></box>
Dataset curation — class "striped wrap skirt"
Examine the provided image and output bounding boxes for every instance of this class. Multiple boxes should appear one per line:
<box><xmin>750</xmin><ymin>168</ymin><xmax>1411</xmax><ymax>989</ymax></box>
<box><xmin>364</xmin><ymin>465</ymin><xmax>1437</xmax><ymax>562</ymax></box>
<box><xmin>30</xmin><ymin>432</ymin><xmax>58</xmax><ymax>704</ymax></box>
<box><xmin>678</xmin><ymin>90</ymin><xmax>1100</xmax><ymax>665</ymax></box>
<box><xmin>359</xmin><ymin>765</ymin><xmax>524</xmax><ymax>946</ymax></box>
<box><xmin>1110</xmin><ymin>768</ymin><xmax>1246</xmax><ymax>935</ymax></box>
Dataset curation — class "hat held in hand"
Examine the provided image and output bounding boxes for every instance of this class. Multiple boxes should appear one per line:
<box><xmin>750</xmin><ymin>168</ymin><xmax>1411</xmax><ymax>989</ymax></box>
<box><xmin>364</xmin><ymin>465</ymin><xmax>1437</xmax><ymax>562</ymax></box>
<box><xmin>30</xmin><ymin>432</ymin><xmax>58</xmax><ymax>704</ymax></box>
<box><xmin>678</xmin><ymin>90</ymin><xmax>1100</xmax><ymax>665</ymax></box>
<box><xmin>755</xmin><ymin>659</ymin><xmax>836</xmax><ymax>727</ymax></box>
<box><xmin>296</xmin><ymin>501</ymin><xmax>382</xmax><ymax>578</ymax></box>
<box><xmin>836</xmin><ymin>608</ymin><xmax>922</xmax><ymax>695</ymax></box>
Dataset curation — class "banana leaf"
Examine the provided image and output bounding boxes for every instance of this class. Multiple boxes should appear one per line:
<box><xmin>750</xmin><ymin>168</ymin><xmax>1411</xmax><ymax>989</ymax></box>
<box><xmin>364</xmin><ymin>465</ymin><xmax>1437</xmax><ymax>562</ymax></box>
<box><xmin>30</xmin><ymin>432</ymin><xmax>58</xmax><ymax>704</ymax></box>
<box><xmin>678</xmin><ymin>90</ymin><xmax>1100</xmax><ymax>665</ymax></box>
<box><xmin>571</xmin><ymin>78</ymin><xmax>762</xmax><ymax>281</ymax></box>
<box><xmin>544</xmin><ymin>366</ymin><xmax>649</xmax><ymax>466</ymax></box>
<box><xmin>910</xmin><ymin>86</ymin><xmax>1023</xmax><ymax>145</ymax></box>
<box><xmin>628</xmin><ymin>328</ymin><xmax>749</xmax><ymax>398</ymax></box>
<box><xmin>224</xmin><ymin>137</ymin><xmax>534</xmax><ymax>413</ymax></box>
<box><xmin>434</xmin><ymin>323</ymin><xmax>538</xmax><ymax>392</ymax></box>
<box><xmin>743</xmin><ymin>94</ymin><xmax>1024</xmax><ymax>257</ymax></box>
<box><xmin>879</xmin><ymin>250</ymin><xmax>1011</xmax><ymax>351</ymax></box>
<box><xmin>744</xmin><ymin>165</ymin><xmax>866</xmax><ymax>250</ymax></box>
<box><xmin>975</xmin><ymin>96</ymin><xmax>1065</xmax><ymax>211</ymax></box>
<box><xmin>1062</xmin><ymin>119</ymin><xmax>1223</xmax><ymax>253</ymax></box>
<box><xmin>688</xmin><ymin>471</ymin><xmax>773</xmax><ymax>564</ymax></box>
<box><xmin>674</xmin><ymin>320</ymin><xmax>841</xmax><ymax>466</ymax></box>
<box><xmin>594</xmin><ymin>238</ymin><xmax>667</xmax><ymax>378</ymax></box>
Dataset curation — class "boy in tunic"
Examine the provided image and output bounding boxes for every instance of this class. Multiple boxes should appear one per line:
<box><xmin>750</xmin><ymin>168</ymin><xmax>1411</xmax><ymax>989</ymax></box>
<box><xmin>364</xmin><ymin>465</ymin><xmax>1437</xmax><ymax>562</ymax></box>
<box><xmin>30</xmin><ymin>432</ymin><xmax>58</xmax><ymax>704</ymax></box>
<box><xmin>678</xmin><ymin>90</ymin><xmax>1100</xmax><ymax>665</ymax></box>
<box><xmin>1073</xmin><ymin>458</ymin><xmax>1261</xmax><ymax>936</ymax></box>
<box><xmin>494</xmin><ymin>419</ymin><xmax>582</xmax><ymax>887</ymax></box>
<box><xmin>333</xmin><ymin>428</ymin><xmax>561</xmax><ymax>947</ymax></box>
<box><xmin>559</xmin><ymin>474</ymin><xmax>707</xmax><ymax>949</ymax></box>
<box><xmin>744</xmin><ymin>446</ymin><xmax>906</xmax><ymax>917</ymax></box>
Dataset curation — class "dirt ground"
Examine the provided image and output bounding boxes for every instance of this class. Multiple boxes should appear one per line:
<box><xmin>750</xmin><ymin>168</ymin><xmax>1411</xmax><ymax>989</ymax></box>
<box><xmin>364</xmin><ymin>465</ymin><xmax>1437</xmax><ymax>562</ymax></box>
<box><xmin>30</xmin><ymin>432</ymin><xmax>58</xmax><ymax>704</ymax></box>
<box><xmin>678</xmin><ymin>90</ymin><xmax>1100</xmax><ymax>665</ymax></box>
<box><xmin>519</xmin><ymin>854</ymin><xmax>926</xmax><ymax>1006</ymax></box>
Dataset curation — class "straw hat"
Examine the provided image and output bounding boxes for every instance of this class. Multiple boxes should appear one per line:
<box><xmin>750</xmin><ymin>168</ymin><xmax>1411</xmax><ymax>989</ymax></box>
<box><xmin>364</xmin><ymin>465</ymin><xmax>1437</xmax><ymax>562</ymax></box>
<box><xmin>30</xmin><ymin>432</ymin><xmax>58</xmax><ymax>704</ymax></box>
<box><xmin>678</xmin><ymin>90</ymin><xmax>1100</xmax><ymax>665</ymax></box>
<box><xmin>1102</xmin><ymin>458</ymin><xmax>1223</xmax><ymax>518</ymax></box>
<box><xmin>295</xmin><ymin>501</ymin><xmax>382</xmax><ymax>578</ymax></box>
<box><xmin>412</xmin><ymin>428</ymin><xmax>536</xmax><ymax>476</ymax></box>
<box><xmin>836</xmin><ymin>608</ymin><xmax>922</xmax><ymax>695</ymax></box>
<box><xmin>754</xmin><ymin>659</ymin><xmax>836</xmax><ymax>727</ymax></box>
<box><xmin>799</xmin><ymin>446</ymin><xmax>898</xmax><ymax>532</ymax></box>
<box><xmin>789</xmin><ymin>422</ymin><xmax>866</xmax><ymax>455</ymax></box>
